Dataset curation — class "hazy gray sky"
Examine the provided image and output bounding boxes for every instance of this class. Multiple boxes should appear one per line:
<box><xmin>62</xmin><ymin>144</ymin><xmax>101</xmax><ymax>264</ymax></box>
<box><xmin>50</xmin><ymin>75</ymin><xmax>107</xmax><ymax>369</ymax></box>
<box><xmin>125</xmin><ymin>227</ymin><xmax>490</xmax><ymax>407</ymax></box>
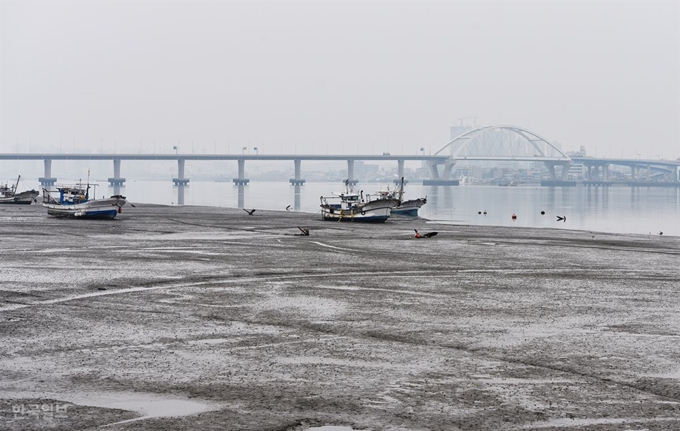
<box><xmin>1</xmin><ymin>0</ymin><xmax>678</xmax><ymax>159</ymax></box>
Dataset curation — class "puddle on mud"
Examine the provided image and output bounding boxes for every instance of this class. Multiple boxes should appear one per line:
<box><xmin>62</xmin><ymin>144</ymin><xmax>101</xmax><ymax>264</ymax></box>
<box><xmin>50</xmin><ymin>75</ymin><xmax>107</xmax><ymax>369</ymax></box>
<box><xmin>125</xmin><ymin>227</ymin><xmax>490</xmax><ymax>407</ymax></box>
<box><xmin>0</xmin><ymin>389</ymin><xmax>220</xmax><ymax>425</ymax></box>
<box><xmin>521</xmin><ymin>416</ymin><xmax>678</xmax><ymax>429</ymax></box>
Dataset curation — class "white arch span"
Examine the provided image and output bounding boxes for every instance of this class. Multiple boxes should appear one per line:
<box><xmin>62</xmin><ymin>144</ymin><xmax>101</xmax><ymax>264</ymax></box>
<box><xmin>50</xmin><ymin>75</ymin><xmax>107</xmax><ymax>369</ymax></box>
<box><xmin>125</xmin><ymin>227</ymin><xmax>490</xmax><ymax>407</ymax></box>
<box><xmin>434</xmin><ymin>125</ymin><xmax>571</xmax><ymax>161</ymax></box>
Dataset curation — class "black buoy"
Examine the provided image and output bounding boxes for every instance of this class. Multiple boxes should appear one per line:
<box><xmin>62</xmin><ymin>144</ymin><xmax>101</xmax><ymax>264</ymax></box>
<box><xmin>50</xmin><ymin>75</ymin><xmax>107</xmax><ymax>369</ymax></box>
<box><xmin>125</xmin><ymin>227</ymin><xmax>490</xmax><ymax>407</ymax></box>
<box><xmin>541</xmin><ymin>211</ymin><xmax>545</xmax><ymax>215</ymax></box>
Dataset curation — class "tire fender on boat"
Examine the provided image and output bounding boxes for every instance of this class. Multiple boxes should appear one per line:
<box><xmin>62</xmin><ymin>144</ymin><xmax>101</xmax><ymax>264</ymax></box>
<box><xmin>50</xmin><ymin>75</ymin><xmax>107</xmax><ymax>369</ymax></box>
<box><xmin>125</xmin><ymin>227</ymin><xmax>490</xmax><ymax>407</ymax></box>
<box><xmin>361</xmin><ymin>210</ymin><xmax>366</xmax><ymax>215</ymax></box>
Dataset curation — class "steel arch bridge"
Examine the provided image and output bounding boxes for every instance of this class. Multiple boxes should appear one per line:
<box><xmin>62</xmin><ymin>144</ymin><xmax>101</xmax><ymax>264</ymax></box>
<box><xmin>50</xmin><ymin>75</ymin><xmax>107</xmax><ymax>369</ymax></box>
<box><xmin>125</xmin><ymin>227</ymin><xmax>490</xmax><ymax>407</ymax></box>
<box><xmin>428</xmin><ymin>125</ymin><xmax>573</xmax><ymax>181</ymax></box>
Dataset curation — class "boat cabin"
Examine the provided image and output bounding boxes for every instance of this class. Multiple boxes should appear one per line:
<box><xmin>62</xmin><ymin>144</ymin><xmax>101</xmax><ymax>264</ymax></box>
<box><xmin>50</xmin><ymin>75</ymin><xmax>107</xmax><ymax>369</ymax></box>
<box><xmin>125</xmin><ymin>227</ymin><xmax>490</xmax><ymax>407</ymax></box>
<box><xmin>56</xmin><ymin>186</ymin><xmax>89</xmax><ymax>205</ymax></box>
<box><xmin>0</xmin><ymin>184</ymin><xmax>14</xmax><ymax>198</ymax></box>
<box><xmin>336</xmin><ymin>193</ymin><xmax>361</xmax><ymax>210</ymax></box>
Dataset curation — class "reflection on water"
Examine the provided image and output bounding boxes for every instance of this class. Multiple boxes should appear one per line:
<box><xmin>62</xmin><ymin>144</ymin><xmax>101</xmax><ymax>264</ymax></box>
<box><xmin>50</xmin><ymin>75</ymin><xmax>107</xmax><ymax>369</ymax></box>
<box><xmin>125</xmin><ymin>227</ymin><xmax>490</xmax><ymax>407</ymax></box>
<box><xmin>237</xmin><ymin>184</ymin><xmax>244</xmax><ymax>208</ymax></box>
<box><xmin>294</xmin><ymin>184</ymin><xmax>301</xmax><ymax>211</ymax></box>
<box><xmin>425</xmin><ymin>186</ymin><xmax>455</xmax><ymax>220</ymax></box>
<box><xmin>101</xmin><ymin>180</ymin><xmax>679</xmax><ymax>236</ymax></box>
<box><xmin>176</xmin><ymin>184</ymin><xmax>185</xmax><ymax>206</ymax></box>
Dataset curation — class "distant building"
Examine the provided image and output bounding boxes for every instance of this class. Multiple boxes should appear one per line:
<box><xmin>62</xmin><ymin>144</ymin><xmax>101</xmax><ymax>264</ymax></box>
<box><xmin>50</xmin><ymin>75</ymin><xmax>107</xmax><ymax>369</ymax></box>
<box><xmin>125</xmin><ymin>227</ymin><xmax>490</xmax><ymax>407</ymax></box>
<box><xmin>354</xmin><ymin>161</ymin><xmax>379</xmax><ymax>179</ymax></box>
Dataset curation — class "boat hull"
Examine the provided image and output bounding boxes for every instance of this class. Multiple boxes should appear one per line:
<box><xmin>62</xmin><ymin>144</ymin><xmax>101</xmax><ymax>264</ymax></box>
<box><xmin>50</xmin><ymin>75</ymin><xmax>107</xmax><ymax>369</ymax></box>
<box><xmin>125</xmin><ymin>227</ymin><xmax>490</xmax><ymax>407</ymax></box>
<box><xmin>391</xmin><ymin>198</ymin><xmax>427</xmax><ymax>216</ymax></box>
<box><xmin>46</xmin><ymin>207</ymin><xmax>120</xmax><ymax>219</ymax></box>
<box><xmin>392</xmin><ymin>207</ymin><xmax>420</xmax><ymax>216</ymax></box>
<box><xmin>320</xmin><ymin>204</ymin><xmax>392</xmax><ymax>223</ymax></box>
<box><xmin>0</xmin><ymin>190</ymin><xmax>39</xmax><ymax>205</ymax></box>
<box><xmin>43</xmin><ymin>197</ymin><xmax>126</xmax><ymax>219</ymax></box>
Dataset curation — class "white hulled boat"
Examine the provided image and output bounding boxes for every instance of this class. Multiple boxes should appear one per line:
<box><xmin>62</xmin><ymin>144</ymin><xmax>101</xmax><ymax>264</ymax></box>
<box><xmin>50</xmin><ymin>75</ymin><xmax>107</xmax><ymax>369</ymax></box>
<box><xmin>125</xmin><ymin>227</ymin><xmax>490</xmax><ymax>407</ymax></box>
<box><xmin>0</xmin><ymin>176</ymin><xmax>39</xmax><ymax>205</ymax></box>
<box><xmin>320</xmin><ymin>180</ymin><xmax>396</xmax><ymax>223</ymax></box>
<box><xmin>42</xmin><ymin>179</ymin><xmax>126</xmax><ymax>219</ymax></box>
<box><xmin>373</xmin><ymin>177</ymin><xmax>427</xmax><ymax>216</ymax></box>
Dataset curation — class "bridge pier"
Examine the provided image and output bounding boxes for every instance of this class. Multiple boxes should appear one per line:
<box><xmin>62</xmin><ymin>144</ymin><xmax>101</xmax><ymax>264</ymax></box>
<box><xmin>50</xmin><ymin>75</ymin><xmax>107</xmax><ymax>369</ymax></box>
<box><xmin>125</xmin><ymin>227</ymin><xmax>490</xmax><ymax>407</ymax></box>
<box><xmin>173</xmin><ymin>159</ymin><xmax>190</xmax><ymax>185</ymax></box>
<box><xmin>442</xmin><ymin>162</ymin><xmax>455</xmax><ymax>180</ymax></box>
<box><xmin>39</xmin><ymin>159</ymin><xmax>57</xmax><ymax>186</ymax></box>
<box><xmin>233</xmin><ymin>158</ymin><xmax>250</xmax><ymax>185</ymax></box>
<box><xmin>580</xmin><ymin>164</ymin><xmax>614</xmax><ymax>186</ymax></box>
<box><xmin>426</xmin><ymin>160</ymin><xmax>440</xmax><ymax>179</ymax></box>
<box><xmin>394</xmin><ymin>159</ymin><xmax>405</xmax><ymax>184</ymax></box>
<box><xmin>561</xmin><ymin>162</ymin><xmax>572</xmax><ymax>180</ymax></box>
<box><xmin>289</xmin><ymin>158</ymin><xmax>305</xmax><ymax>185</ymax></box>
<box><xmin>540</xmin><ymin>162</ymin><xmax>575</xmax><ymax>186</ymax></box>
<box><xmin>544</xmin><ymin>162</ymin><xmax>571</xmax><ymax>181</ymax></box>
<box><xmin>108</xmin><ymin>159</ymin><xmax>126</xmax><ymax>186</ymax></box>
<box><xmin>346</xmin><ymin>159</ymin><xmax>357</xmax><ymax>185</ymax></box>
<box><xmin>546</xmin><ymin>163</ymin><xmax>557</xmax><ymax>180</ymax></box>
<box><xmin>422</xmin><ymin>160</ymin><xmax>458</xmax><ymax>185</ymax></box>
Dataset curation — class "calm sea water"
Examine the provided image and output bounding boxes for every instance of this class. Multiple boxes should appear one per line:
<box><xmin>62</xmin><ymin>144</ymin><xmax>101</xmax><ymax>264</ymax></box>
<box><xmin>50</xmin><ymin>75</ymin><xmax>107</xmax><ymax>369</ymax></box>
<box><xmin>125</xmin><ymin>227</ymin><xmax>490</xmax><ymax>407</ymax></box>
<box><xmin>52</xmin><ymin>180</ymin><xmax>680</xmax><ymax>237</ymax></box>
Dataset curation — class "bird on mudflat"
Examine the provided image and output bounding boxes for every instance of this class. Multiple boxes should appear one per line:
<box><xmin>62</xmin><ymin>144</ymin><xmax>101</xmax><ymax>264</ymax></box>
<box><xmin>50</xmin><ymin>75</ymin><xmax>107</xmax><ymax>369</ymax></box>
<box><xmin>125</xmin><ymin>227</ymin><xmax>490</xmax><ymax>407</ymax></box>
<box><xmin>286</xmin><ymin>205</ymin><xmax>291</xmax><ymax>211</ymax></box>
<box><xmin>243</xmin><ymin>208</ymin><xmax>256</xmax><ymax>216</ymax></box>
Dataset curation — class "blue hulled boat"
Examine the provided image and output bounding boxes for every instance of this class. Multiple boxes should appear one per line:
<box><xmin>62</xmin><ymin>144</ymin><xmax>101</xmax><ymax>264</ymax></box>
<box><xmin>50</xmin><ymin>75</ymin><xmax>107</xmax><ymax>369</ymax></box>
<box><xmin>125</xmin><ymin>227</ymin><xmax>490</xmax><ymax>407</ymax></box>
<box><xmin>42</xmin><ymin>182</ymin><xmax>126</xmax><ymax>219</ymax></box>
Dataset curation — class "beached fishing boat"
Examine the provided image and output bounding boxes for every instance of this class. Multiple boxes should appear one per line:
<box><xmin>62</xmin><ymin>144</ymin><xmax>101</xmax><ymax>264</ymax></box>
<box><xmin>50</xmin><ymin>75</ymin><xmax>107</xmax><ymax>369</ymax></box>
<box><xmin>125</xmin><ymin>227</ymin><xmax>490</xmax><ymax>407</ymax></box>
<box><xmin>0</xmin><ymin>176</ymin><xmax>39</xmax><ymax>205</ymax></box>
<box><xmin>374</xmin><ymin>177</ymin><xmax>427</xmax><ymax>216</ymax></box>
<box><xmin>320</xmin><ymin>180</ymin><xmax>395</xmax><ymax>222</ymax></box>
<box><xmin>42</xmin><ymin>181</ymin><xmax>126</xmax><ymax>219</ymax></box>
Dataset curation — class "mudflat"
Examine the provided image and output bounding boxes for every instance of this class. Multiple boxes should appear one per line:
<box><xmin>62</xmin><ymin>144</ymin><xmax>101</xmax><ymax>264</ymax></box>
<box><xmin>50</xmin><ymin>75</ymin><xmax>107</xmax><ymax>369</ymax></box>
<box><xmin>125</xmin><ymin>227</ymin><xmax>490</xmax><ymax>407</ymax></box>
<box><xmin>1</xmin><ymin>203</ymin><xmax>679</xmax><ymax>431</ymax></box>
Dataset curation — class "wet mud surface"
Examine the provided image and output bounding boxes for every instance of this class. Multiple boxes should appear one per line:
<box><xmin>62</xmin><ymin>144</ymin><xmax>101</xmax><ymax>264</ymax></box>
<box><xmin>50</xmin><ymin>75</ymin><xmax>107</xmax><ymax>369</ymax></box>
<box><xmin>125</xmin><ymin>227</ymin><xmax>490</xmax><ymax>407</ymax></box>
<box><xmin>1</xmin><ymin>203</ymin><xmax>679</xmax><ymax>430</ymax></box>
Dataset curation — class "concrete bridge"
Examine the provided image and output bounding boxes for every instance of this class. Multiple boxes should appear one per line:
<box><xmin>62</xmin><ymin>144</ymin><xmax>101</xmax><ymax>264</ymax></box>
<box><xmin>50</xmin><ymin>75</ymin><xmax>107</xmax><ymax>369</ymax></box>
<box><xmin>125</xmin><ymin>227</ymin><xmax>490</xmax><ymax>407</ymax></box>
<box><xmin>571</xmin><ymin>156</ymin><xmax>680</xmax><ymax>184</ymax></box>
<box><xmin>2</xmin><ymin>126</ymin><xmax>678</xmax><ymax>186</ymax></box>
<box><xmin>0</xmin><ymin>153</ymin><xmax>448</xmax><ymax>187</ymax></box>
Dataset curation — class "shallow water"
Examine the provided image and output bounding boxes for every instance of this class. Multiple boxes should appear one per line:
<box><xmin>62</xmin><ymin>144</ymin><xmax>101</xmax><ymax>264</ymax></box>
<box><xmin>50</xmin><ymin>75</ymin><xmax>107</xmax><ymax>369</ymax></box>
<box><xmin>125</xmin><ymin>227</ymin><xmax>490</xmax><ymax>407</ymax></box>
<box><xmin>0</xmin><ymin>389</ymin><xmax>220</xmax><ymax>425</ymax></box>
<box><xmin>33</xmin><ymin>179</ymin><xmax>679</xmax><ymax>237</ymax></box>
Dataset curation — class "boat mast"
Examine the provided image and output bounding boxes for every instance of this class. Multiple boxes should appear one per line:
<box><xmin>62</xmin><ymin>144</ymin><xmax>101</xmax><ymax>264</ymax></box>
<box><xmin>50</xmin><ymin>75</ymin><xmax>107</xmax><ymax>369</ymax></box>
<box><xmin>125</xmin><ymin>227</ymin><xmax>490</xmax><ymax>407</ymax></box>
<box><xmin>12</xmin><ymin>175</ymin><xmax>20</xmax><ymax>194</ymax></box>
<box><xmin>398</xmin><ymin>177</ymin><xmax>405</xmax><ymax>202</ymax></box>
<box><xmin>86</xmin><ymin>170</ymin><xmax>90</xmax><ymax>199</ymax></box>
